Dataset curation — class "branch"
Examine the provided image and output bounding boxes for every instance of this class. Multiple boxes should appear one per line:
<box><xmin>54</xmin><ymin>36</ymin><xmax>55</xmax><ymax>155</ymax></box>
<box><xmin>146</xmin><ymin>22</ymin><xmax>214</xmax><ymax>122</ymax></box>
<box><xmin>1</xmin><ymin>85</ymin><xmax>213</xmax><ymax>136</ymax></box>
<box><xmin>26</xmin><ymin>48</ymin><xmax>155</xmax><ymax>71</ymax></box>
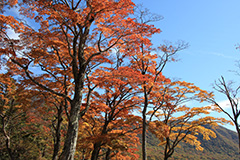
<box><xmin>11</xmin><ymin>59</ymin><xmax>71</xmax><ymax>102</ymax></box>
<box><xmin>85</xmin><ymin>35</ymin><xmax>124</xmax><ymax>65</ymax></box>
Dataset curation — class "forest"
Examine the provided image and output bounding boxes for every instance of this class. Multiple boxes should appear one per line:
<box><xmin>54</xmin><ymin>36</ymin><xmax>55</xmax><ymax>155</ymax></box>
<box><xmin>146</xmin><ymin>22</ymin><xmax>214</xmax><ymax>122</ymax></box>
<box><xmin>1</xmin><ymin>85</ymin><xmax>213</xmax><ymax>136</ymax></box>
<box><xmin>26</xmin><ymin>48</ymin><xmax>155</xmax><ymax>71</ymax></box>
<box><xmin>0</xmin><ymin>0</ymin><xmax>239</xmax><ymax>160</ymax></box>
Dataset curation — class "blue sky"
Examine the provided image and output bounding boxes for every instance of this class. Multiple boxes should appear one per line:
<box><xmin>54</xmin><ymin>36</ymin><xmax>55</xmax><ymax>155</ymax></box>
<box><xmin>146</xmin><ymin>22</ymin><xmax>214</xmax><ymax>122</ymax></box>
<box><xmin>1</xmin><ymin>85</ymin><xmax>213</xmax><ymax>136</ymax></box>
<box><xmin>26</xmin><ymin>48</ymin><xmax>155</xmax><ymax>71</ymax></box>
<box><xmin>4</xmin><ymin>1</ymin><xmax>239</xmax><ymax>130</ymax></box>
<box><xmin>133</xmin><ymin>0</ymin><xmax>240</xmax><ymax>89</ymax></box>
<box><xmin>133</xmin><ymin>0</ymin><xmax>240</xmax><ymax>130</ymax></box>
<box><xmin>7</xmin><ymin>0</ymin><xmax>240</xmax><ymax>99</ymax></box>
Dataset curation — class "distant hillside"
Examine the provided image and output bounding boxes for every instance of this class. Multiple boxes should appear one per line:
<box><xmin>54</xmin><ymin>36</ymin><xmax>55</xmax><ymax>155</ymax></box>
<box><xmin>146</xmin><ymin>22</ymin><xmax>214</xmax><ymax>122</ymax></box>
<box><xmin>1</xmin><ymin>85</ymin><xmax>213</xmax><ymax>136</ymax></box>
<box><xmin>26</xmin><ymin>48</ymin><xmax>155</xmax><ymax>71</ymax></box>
<box><xmin>137</xmin><ymin>125</ymin><xmax>239</xmax><ymax>160</ymax></box>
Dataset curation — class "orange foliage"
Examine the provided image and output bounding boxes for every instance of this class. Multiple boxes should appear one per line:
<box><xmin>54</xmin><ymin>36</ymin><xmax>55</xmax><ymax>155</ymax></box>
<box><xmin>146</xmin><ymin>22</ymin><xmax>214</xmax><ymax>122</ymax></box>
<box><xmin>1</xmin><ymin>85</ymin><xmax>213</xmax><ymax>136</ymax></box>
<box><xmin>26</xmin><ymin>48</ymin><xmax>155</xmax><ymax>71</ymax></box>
<box><xmin>0</xmin><ymin>1</ymin><xmax>230</xmax><ymax>159</ymax></box>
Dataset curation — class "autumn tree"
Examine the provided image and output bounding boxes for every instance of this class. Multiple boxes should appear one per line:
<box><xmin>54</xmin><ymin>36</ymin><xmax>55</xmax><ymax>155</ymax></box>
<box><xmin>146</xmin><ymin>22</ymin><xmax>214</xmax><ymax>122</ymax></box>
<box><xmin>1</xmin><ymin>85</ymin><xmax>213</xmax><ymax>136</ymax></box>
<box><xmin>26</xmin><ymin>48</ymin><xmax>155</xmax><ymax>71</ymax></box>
<box><xmin>122</xmin><ymin>6</ymin><xmax>191</xmax><ymax>160</ymax></box>
<box><xmin>0</xmin><ymin>0</ymin><xmax>162</xmax><ymax>159</ymax></box>
<box><xmin>0</xmin><ymin>73</ymin><xmax>21</xmax><ymax>160</ymax></box>
<box><xmin>207</xmin><ymin>76</ymin><xmax>240</xmax><ymax>153</ymax></box>
<box><xmin>77</xmin><ymin>94</ymin><xmax>141</xmax><ymax>160</ymax></box>
<box><xmin>0</xmin><ymin>0</ymin><xmax>17</xmax><ymax>13</ymax></box>
<box><xmin>75</xmin><ymin>52</ymin><xmax>142</xmax><ymax>160</ymax></box>
<box><xmin>130</xmin><ymin>37</ymin><xmax>188</xmax><ymax>159</ymax></box>
<box><xmin>147</xmin><ymin>80</ymin><xmax>231</xmax><ymax>160</ymax></box>
<box><xmin>24</xmin><ymin>91</ymin><xmax>69</xmax><ymax>160</ymax></box>
<box><xmin>0</xmin><ymin>73</ymin><xmax>46</xmax><ymax>159</ymax></box>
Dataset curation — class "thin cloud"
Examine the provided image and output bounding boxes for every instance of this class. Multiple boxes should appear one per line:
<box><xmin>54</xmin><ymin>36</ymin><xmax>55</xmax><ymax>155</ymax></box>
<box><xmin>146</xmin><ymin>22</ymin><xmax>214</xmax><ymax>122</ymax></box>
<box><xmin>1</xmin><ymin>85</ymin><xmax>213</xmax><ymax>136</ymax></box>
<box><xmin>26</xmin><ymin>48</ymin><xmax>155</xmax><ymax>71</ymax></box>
<box><xmin>184</xmin><ymin>50</ymin><xmax>235</xmax><ymax>60</ymax></box>
<box><xmin>7</xmin><ymin>28</ymin><xmax>20</xmax><ymax>39</ymax></box>
<box><xmin>217</xmin><ymin>99</ymin><xmax>232</xmax><ymax>109</ymax></box>
<box><xmin>215</xmin><ymin>98</ymin><xmax>240</xmax><ymax>110</ymax></box>
<box><xmin>197</xmin><ymin>51</ymin><xmax>236</xmax><ymax>60</ymax></box>
<box><xmin>207</xmin><ymin>51</ymin><xmax>235</xmax><ymax>59</ymax></box>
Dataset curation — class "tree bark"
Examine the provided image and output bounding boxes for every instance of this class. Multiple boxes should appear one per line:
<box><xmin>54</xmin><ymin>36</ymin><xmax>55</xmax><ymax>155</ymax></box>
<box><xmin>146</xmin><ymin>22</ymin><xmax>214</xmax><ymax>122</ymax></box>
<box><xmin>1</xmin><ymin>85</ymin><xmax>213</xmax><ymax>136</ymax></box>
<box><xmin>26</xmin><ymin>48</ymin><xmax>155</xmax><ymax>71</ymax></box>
<box><xmin>52</xmin><ymin>104</ymin><xmax>63</xmax><ymax>160</ymax></box>
<box><xmin>105</xmin><ymin>148</ymin><xmax>111</xmax><ymax>160</ymax></box>
<box><xmin>2</xmin><ymin>117</ymin><xmax>14</xmax><ymax>160</ymax></box>
<box><xmin>58</xmin><ymin>62</ymin><xmax>86</xmax><ymax>159</ymax></box>
<box><xmin>91</xmin><ymin>142</ymin><xmax>102</xmax><ymax>160</ymax></box>
<box><xmin>91</xmin><ymin>120</ymin><xmax>109</xmax><ymax>160</ymax></box>
<box><xmin>142</xmin><ymin>86</ymin><xmax>148</xmax><ymax>160</ymax></box>
<box><xmin>59</xmin><ymin>99</ymin><xmax>82</xmax><ymax>160</ymax></box>
<box><xmin>6</xmin><ymin>137</ymin><xmax>14</xmax><ymax>160</ymax></box>
<box><xmin>142</xmin><ymin>111</ymin><xmax>147</xmax><ymax>160</ymax></box>
<box><xmin>164</xmin><ymin>138</ymin><xmax>174</xmax><ymax>160</ymax></box>
<box><xmin>234</xmin><ymin>122</ymin><xmax>240</xmax><ymax>154</ymax></box>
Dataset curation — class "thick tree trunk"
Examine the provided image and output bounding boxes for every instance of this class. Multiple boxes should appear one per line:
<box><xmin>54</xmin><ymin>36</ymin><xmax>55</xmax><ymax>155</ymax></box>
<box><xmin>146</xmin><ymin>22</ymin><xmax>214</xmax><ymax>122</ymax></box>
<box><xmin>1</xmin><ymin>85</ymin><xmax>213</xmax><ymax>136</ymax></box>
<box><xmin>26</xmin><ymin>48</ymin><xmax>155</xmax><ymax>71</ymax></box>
<box><xmin>58</xmin><ymin>66</ymin><xmax>86</xmax><ymax>160</ymax></box>
<box><xmin>59</xmin><ymin>100</ymin><xmax>82</xmax><ymax>160</ymax></box>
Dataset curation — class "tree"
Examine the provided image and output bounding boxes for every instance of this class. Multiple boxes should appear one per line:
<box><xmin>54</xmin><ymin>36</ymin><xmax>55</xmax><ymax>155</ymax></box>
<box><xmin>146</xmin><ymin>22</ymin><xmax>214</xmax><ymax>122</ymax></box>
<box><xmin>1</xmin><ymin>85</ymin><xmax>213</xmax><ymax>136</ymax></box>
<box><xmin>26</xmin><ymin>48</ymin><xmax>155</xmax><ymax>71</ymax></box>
<box><xmin>147</xmin><ymin>80</ymin><xmax>231</xmax><ymax>160</ymax></box>
<box><xmin>76</xmin><ymin>53</ymin><xmax>142</xmax><ymax>159</ymax></box>
<box><xmin>0</xmin><ymin>0</ymin><xmax>161</xmax><ymax>159</ymax></box>
<box><xmin>0</xmin><ymin>0</ymin><xmax>17</xmax><ymax>13</ymax></box>
<box><xmin>124</xmin><ymin>6</ymin><xmax>190</xmax><ymax>160</ymax></box>
<box><xmin>2</xmin><ymin>1</ymin><xmax>230</xmax><ymax>159</ymax></box>
<box><xmin>0</xmin><ymin>73</ymin><xmax>21</xmax><ymax>160</ymax></box>
<box><xmin>207</xmin><ymin>76</ymin><xmax>240</xmax><ymax>153</ymax></box>
<box><xmin>25</xmin><ymin>92</ymin><xmax>68</xmax><ymax>160</ymax></box>
<box><xmin>0</xmin><ymin>73</ymin><xmax>46</xmax><ymax>160</ymax></box>
<box><xmin>130</xmin><ymin>38</ymin><xmax>188</xmax><ymax>159</ymax></box>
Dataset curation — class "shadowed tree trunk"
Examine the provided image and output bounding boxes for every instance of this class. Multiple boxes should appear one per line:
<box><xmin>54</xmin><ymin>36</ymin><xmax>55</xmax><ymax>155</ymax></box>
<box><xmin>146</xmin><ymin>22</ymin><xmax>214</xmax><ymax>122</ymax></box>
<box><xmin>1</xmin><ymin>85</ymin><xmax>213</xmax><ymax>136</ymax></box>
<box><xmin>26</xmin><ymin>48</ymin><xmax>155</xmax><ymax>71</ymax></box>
<box><xmin>142</xmin><ymin>86</ymin><xmax>148</xmax><ymax>160</ymax></box>
<box><xmin>52</xmin><ymin>101</ymin><xmax>64</xmax><ymax>160</ymax></box>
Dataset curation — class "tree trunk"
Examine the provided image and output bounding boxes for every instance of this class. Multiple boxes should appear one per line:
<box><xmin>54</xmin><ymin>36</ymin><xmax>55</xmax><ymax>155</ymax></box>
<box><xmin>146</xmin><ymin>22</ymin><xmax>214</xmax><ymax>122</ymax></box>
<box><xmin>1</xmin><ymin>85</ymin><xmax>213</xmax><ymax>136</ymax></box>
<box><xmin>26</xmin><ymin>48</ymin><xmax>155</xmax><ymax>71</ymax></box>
<box><xmin>59</xmin><ymin>100</ymin><xmax>82</xmax><ymax>160</ymax></box>
<box><xmin>164</xmin><ymin>139</ymin><xmax>174</xmax><ymax>160</ymax></box>
<box><xmin>234</xmin><ymin>122</ymin><xmax>240</xmax><ymax>154</ymax></box>
<box><xmin>58</xmin><ymin>67</ymin><xmax>86</xmax><ymax>160</ymax></box>
<box><xmin>2</xmin><ymin>117</ymin><xmax>14</xmax><ymax>160</ymax></box>
<box><xmin>91</xmin><ymin>112</ymin><xmax>110</xmax><ymax>160</ymax></box>
<box><xmin>142</xmin><ymin>87</ymin><xmax>148</xmax><ymax>160</ymax></box>
<box><xmin>6</xmin><ymin>135</ymin><xmax>14</xmax><ymax>160</ymax></box>
<box><xmin>164</xmin><ymin>155</ymin><xmax>169</xmax><ymax>160</ymax></box>
<box><xmin>91</xmin><ymin>143</ymin><xmax>102</xmax><ymax>160</ymax></box>
<box><xmin>142</xmin><ymin>111</ymin><xmax>147</xmax><ymax>160</ymax></box>
<box><xmin>52</xmin><ymin>105</ymin><xmax>63</xmax><ymax>160</ymax></box>
<box><xmin>105</xmin><ymin>148</ymin><xmax>111</xmax><ymax>160</ymax></box>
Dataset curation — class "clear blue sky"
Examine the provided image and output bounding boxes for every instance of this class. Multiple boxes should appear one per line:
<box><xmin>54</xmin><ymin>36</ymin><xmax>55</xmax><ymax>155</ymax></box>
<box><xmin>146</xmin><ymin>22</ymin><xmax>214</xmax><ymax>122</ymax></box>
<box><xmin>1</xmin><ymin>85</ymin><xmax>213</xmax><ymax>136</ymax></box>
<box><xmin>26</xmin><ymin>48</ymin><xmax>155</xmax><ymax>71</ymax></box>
<box><xmin>133</xmin><ymin>0</ymin><xmax>240</xmax><ymax>130</ymax></box>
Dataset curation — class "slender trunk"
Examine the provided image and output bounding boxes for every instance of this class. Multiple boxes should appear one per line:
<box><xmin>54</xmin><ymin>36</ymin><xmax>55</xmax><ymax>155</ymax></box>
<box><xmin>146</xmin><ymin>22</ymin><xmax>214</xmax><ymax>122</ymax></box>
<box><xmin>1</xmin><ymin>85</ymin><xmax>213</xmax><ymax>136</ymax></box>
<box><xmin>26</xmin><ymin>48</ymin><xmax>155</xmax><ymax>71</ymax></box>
<box><xmin>238</xmin><ymin>131</ymin><xmax>240</xmax><ymax>154</ymax></box>
<box><xmin>164</xmin><ymin>138</ymin><xmax>174</xmax><ymax>160</ymax></box>
<box><xmin>164</xmin><ymin>155</ymin><xmax>169</xmax><ymax>160</ymax></box>
<box><xmin>2</xmin><ymin>117</ymin><xmax>14</xmax><ymax>160</ymax></box>
<box><xmin>142</xmin><ymin>111</ymin><xmax>147</xmax><ymax>160</ymax></box>
<box><xmin>164</xmin><ymin>137</ymin><xmax>169</xmax><ymax>160</ymax></box>
<box><xmin>91</xmin><ymin>143</ymin><xmax>102</xmax><ymax>160</ymax></box>
<box><xmin>6</xmin><ymin>134</ymin><xmax>14</xmax><ymax>160</ymax></box>
<box><xmin>91</xmin><ymin>123</ymin><xmax>108</xmax><ymax>160</ymax></box>
<box><xmin>81</xmin><ymin>149</ymin><xmax>86</xmax><ymax>160</ymax></box>
<box><xmin>105</xmin><ymin>148</ymin><xmax>111</xmax><ymax>160</ymax></box>
<box><xmin>52</xmin><ymin>105</ymin><xmax>63</xmax><ymax>160</ymax></box>
<box><xmin>234</xmin><ymin>122</ymin><xmax>240</xmax><ymax>154</ymax></box>
<box><xmin>91</xmin><ymin>111</ymin><xmax>110</xmax><ymax>160</ymax></box>
<box><xmin>142</xmin><ymin>87</ymin><xmax>148</xmax><ymax>160</ymax></box>
<box><xmin>164</xmin><ymin>150</ymin><xmax>171</xmax><ymax>160</ymax></box>
<box><xmin>164</xmin><ymin>150</ymin><xmax>172</xmax><ymax>160</ymax></box>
